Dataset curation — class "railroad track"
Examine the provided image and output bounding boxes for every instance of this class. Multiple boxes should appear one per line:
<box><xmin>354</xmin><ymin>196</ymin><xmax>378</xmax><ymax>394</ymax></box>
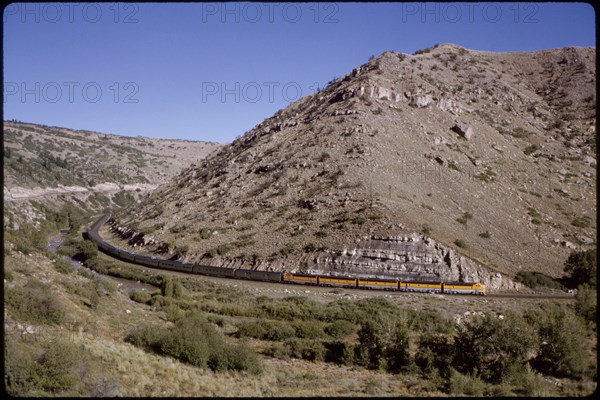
<box><xmin>85</xmin><ymin>214</ymin><xmax>573</xmax><ymax>300</ymax></box>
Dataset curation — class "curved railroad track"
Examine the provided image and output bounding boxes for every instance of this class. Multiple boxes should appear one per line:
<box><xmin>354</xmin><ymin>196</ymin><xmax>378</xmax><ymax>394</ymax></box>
<box><xmin>85</xmin><ymin>214</ymin><xmax>574</xmax><ymax>300</ymax></box>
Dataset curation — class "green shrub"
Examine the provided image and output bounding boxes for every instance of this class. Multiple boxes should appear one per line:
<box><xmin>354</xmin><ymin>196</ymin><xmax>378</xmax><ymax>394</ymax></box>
<box><xmin>279</xmin><ymin>243</ymin><xmax>296</xmax><ymax>256</ymax></box>
<box><xmin>511</xmin><ymin>365</ymin><xmax>550</xmax><ymax>396</ymax></box>
<box><xmin>324</xmin><ymin>319</ymin><xmax>357</xmax><ymax>339</ymax></box>
<box><xmin>454</xmin><ymin>312</ymin><xmax>537</xmax><ymax>383</ymax></box>
<box><xmin>264</xmin><ymin>322</ymin><xmax>296</xmax><ymax>341</ymax></box>
<box><xmin>127</xmin><ymin>313</ymin><xmax>261</xmax><ymax>374</ymax></box>
<box><xmin>456</xmin><ymin>212</ymin><xmax>473</xmax><ymax>225</ymax></box>
<box><xmin>54</xmin><ymin>258</ymin><xmax>73</xmax><ymax>274</ymax></box>
<box><xmin>478</xmin><ymin>230</ymin><xmax>491</xmax><ymax>239</ymax></box>
<box><xmin>523</xmin><ymin>144</ymin><xmax>539</xmax><ymax>155</ymax></box>
<box><xmin>454</xmin><ymin>239</ymin><xmax>467</xmax><ymax>248</ymax></box>
<box><xmin>355</xmin><ymin>317</ymin><xmax>411</xmax><ymax>372</ymax></box>
<box><xmin>76</xmin><ymin>240</ymin><xmax>98</xmax><ymax>261</ymax></box>
<box><xmin>325</xmin><ymin>340</ymin><xmax>355</xmax><ymax>366</ymax></box>
<box><xmin>285</xmin><ymin>338</ymin><xmax>327</xmax><ymax>361</ymax></box>
<box><xmin>570</xmin><ymin>216</ymin><xmax>591</xmax><ymax>228</ymax></box>
<box><xmin>293</xmin><ymin>320</ymin><xmax>326</xmax><ymax>339</ymax></box>
<box><xmin>129</xmin><ymin>290</ymin><xmax>151</xmax><ymax>304</ymax></box>
<box><xmin>5</xmin><ymin>337</ymin><xmax>89</xmax><ymax>395</ymax></box>
<box><xmin>525</xmin><ymin>304</ymin><xmax>589</xmax><ymax>379</ymax></box>
<box><xmin>515</xmin><ymin>271</ymin><xmax>564</xmax><ymax>290</ymax></box>
<box><xmin>447</xmin><ymin>368</ymin><xmax>486</xmax><ymax>396</ymax></box>
<box><xmin>235</xmin><ymin>320</ymin><xmax>270</xmax><ymax>339</ymax></box>
<box><xmin>415</xmin><ymin>333</ymin><xmax>454</xmax><ymax>377</ymax></box>
<box><xmin>575</xmin><ymin>284</ymin><xmax>597</xmax><ymax>324</ymax></box>
<box><xmin>5</xmin><ymin>281</ymin><xmax>65</xmax><ymax>324</ymax></box>
<box><xmin>563</xmin><ymin>248</ymin><xmax>596</xmax><ymax>288</ymax></box>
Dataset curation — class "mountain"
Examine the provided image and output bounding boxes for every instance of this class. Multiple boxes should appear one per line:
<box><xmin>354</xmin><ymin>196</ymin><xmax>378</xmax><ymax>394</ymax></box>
<box><xmin>111</xmin><ymin>44</ymin><xmax>596</xmax><ymax>290</ymax></box>
<box><xmin>3</xmin><ymin>121</ymin><xmax>222</xmax><ymax>227</ymax></box>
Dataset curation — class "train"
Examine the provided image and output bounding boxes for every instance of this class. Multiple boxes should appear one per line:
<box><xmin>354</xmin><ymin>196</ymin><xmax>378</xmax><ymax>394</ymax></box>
<box><xmin>85</xmin><ymin>214</ymin><xmax>486</xmax><ymax>296</ymax></box>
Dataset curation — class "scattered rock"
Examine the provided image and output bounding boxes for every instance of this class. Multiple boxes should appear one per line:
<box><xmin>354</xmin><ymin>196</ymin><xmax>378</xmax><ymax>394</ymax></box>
<box><xmin>452</xmin><ymin>122</ymin><xmax>473</xmax><ymax>140</ymax></box>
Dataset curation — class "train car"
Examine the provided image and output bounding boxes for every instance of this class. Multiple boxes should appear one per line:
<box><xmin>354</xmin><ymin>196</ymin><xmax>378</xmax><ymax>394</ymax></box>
<box><xmin>318</xmin><ymin>276</ymin><xmax>358</xmax><ymax>288</ymax></box>
<box><xmin>235</xmin><ymin>269</ymin><xmax>283</xmax><ymax>282</ymax></box>
<box><xmin>283</xmin><ymin>273</ymin><xmax>319</xmax><ymax>285</ymax></box>
<box><xmin>157</xmin><ymin>259</ymin><xmax>193</xmax><ymax>273</ymax></box>
<box><xmin>133</xmin><ymin>255</ymin><xmax>160</xmax><ymax>268</ymax></box>
<box><xmin>357</xmin><ymin>277</ymin><xmax>399</xmax><ymax>291</ymax></box>
<box><xmin>83</xmin><ymin>215</ymin><xmax>489</xmax><ymax>297</ymax></box>
<box><xmin>443</xmin><ymin>282</ymin><xmax>486</xmax><ymax>295</ymax></box>
<box><xmin>402</xmin><ymin>281</ymin><xmax>443</xmax><ymax>293</ymax></box>
<box><xmin>118</xmin><ymin>250</ymin><xmax>136</xmax><ymax>262</ymax></box>
<box><xmin>192</xmin><ymin>264</ymin><xmax>236</xmax><ymax>278</ymax></box>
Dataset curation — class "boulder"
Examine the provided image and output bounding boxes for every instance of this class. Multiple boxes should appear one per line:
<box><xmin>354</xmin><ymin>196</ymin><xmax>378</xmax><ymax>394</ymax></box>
<box><xmin>583</xmin><ymin>155</ymin><xmax>596</xmax><ymax>167</ymax></box>
<box><xmin>410</xmin><ymin>94</ymin><xmax>433</xmax><ymax>107</ymax></box>
<box><xmin>452</xmin><ymin>122</ymin><xmax>473</xmax><ymax>140</ymax></box>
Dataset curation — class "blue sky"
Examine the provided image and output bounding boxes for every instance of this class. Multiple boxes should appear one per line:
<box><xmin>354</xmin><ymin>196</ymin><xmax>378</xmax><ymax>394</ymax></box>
<box><xmin>3</xmin><ymin>2</ymin><xmax>595</xmax><ymax>142</ymax></box>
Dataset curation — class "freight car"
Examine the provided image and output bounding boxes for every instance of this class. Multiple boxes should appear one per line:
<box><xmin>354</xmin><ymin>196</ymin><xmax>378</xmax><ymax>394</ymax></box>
<box><xmin>85</xmin><ymin>214</ymin><xmax>486</xmax><ymax>296</ymax></box>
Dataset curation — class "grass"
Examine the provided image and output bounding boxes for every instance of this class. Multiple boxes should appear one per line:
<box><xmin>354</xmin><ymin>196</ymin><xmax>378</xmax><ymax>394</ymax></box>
<box><xmin>523</xmin><ymin>144</ymin><xmax>539</xmax><ymax>155</ymax></box>
<box><xmin>456</xmin><ymin>212</ymin><xmax>473</xmax><ymax>225</ymax></box>
<box><xmin>476</xmin><ymin>167</ymin><xmax>496</xmax><ymax>183</ymax></box>
<box><xmin>571</xmin><ymin>216</ymin><xmax>591</xmax><ymax>228</ymax></box>
<box><xmin>454</xmin><ymin>239</ymin><xmax>467</xmax><ymax>248</ymax></box>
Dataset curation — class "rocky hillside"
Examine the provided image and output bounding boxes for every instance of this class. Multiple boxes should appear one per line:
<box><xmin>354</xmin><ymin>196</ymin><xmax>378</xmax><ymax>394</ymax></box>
<box><xmin>3</xmin><ymin>121</ymin><xmax>222</xmax><ymax>228</ymax></box>
<box><xmin>112</xmin><ymin>44</ymin><xmax>596</xmax><ymax>290</ymax></box>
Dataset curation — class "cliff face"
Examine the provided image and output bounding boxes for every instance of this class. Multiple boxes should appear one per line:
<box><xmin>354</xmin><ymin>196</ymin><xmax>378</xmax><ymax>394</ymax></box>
<box><xmin>111</xmin><ymin>44</ymin><xmax>595</xmax><ymax>290</ymax></box>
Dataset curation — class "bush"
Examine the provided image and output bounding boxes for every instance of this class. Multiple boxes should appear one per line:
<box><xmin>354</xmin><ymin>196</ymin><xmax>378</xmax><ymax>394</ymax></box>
<box><xmin>5</xmin><ymin>281</ymin><xmax>65</xmax><ymax>324</ymax></box>
<box><xmin>355</xmin><ymin>317</ymin><xmax>411</xmax><ymax>372</ymax></box>
<box><xmin>563</xmin><ymin>248</ymin><xmax>596</xmax><ymax>288</ymax></box>
<box><xmin>76</xmin><ymin>240</ymin><xmax>98</xmax><ymax>261</ymax></box>
<box><xmin>126</xmin><ymin>313</ymin><xmax>261</xmax><ymax>374</ymax></box>
<box><xmin>456</xmin><ymin>212</ymin><xmax>473</xmax><ymax>225</ymax></box>
<box><xmin>575</xmin><ymin>284</ymin><xmax>597</xmax><ymax>324</ymax></box>
<box><xmin>415</xmin><ymin>333</ymin><xmax>454</xmax><ymax>377</ymax></box>
<box><xmin>5</xmin><ymin>338</ymin><xmax>89</xmax><ymax>395</ymax></box>
<box><xmin>54</xmin><ymin>258</ymin><xmax>73</xmax><ymax>274</ymax></box>
<box><xmin>264</xmin><ymin>322</ymin><xmax>296</xmax><ymax>341</ymax></box>
<box><xmin>515</xmin><ymin>271</ymin><xmax>564</xmax><ymax>290</ymax></box>
<box><xmin>293</xmin><ymin>320</ymin><xmax>326</xmax><ymax>339</ymax></box>
<box><xmin>34</xmin><ymin>340</ymin><xmax>86</xmax><ymax>392</ymax></box>
<box><xmin>129</xmin><ymin>290</ymin><xmax>151</xmax><ymax>304</ymax></box>
<box><xmin>285</xmin><ymin>338</ymin><xmax>327</xmax><ymax>361</ymax></box>
<box><xmin>454</xmin><ymin>312</ymin><xmax>537</xmax><ymax>383</ymax></box>
<box><xmin>454</xmin><ymin>239</ymin><xmax>467</xmax><ymax>248</ymax></box>
<box><xmin>447</xmin><ymin>369</ymin><xmax>486</xmax><ymax>396</ymax></box>
<box><xmin>236</xmin><ymin>320</ymin><xmax>270</xmax><ymax>339</ymax></box>
<box><xmin>325</xmin><ymin>341</ymin><xmax>355</xmax><ymax>366</ymax></box>
<box><xmin>478</xmin><ymin>230</ymin><xmax>491</xmax><ymax>239</ymax></box>
<box><xmin>324</xmin><ymin>319</ymin><xmax>357</xmax><ymax>339</ymax></box>
<box><xmin>523</xmin><ymin>144</ymin><xmax>539</xmax><ymax>155</ymax></box>
<box><xmin>525</xmin><ymin>304</ymin><xmax>589</xmax><ymax>379</ymax></box>
<box><xmin>571</xmin><ymin>216</ymin><xmax>591</xmax><ymax>228</ymax></box>
<box><xmin>511</xmin><ymin>365</ymin><xmax>550</xmax><ymax>396</ymax></box>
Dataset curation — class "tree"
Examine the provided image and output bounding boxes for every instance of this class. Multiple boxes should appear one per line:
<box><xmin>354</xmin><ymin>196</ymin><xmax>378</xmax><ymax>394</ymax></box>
<box><xmin>161</xmin><ymin>275</ymin><xmax>174</xmax><ymax>297</ymax></box>
<box><xmin>77</xmin><ymin>240</ymin><xmax>98</xmax><ymax>261</ymax></box>
<box><xmin>563</xmin><ymin>248</ymin><xmax>596</xmax><ymax>288</ymax></box>
<box><xmin>354</xmin><ymin>314</ymin><xmax>411</xmax><ymax>373</ymax></box>
<box><xmin>526</xmin><ymin>304</ymin><xmax>589</xmax><ymax>379</ymax></box>
<box><xmin>415</xmin><ymin>332</ymin><xmax>454</xmax><ymax>377</ymax></box>
<box><xmin>454</xmin><ymin>312</ymin><xmax>537</xmax><ymax>383</ymax></box>
<box><xmin>575</xmin><ymin>284</ymin><xmax>597</xmax><ymax>324</ymax></box>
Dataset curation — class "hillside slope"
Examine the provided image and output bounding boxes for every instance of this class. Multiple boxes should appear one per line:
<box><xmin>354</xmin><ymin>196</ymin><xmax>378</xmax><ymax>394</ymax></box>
<box><xmin>113</xmin><ymin>44</ymin><xmax>596</xmax><ymax>290</ymax></box>
<box><xmin>3</xmin><ymin>121</ymin><xmax>222</xmax><ymax>228</ymax></box>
